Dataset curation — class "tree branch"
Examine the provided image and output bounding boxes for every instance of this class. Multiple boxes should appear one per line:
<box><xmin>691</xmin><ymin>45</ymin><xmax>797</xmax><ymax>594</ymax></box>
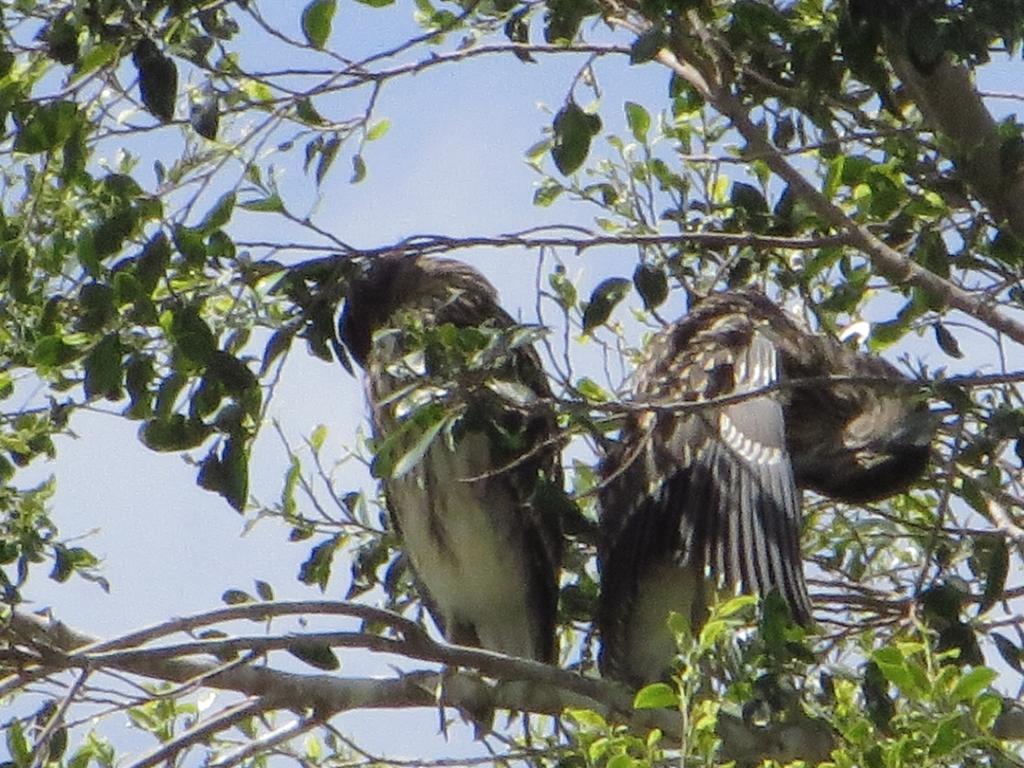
<box><xmin>884</xmin><ymin>38</ymin><xmax>1024</xmax><ymax>241</ymax></box>
<box><xmin>610</xmin><ymin>18</ymin><xmax>1024</xmax><ymax>345</ymax></box>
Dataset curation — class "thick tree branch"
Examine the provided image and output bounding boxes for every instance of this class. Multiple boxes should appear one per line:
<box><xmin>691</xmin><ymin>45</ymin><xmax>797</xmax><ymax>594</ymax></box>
<box><xmin>647</xmin><ymin>41</ymin><xmax>1024</xmax><ymax>345</ymax></box>
<box><xmin>885</xmin><ymin>40</ymin><xmax>1024</xmax><ymax>241</ymax></box>
<box><xmin>2</xmin><ymin>606</ymin><xmax>842</xmax><ymax>763</ymax></box>
<box><xmin>1</xmin><ymin>606</ymin><xmax>649</xmax><ymax>725</ymax></box>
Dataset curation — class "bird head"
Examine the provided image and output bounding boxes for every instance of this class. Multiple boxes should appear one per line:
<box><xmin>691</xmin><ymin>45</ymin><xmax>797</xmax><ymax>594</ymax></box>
<box><xmin>786</xmin><ymin>373</ymin><xmax>936</xmax><ymax>503</ymax></box>
<box><xmin>338</xmin><ymin>254</ymin><xmax>499</xmax><ymax>369</ymax></box>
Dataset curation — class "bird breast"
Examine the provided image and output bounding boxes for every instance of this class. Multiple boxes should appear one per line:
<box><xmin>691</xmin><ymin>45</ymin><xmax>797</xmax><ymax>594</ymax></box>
<box><xmin>386</xmin><ymin>430</ymin><xmax>542</xmax><ymax>657</ymax></box>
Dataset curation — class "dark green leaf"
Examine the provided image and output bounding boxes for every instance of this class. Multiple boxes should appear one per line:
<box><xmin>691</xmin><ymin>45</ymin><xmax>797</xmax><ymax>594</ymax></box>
<box><xmin>301</xmin><ymin>0</ymin><xmax>337</xmax><ymax>50</ymax></box>
<box><xmin>633</xmin><ymin>263</ymin><xmax>668</xmax><ymax>310</ymax></box>
<box><xmin>295</xmin><ymin>97</ymin><xmax>325</xmax><ymax>125</ymax></box>
<box><xmin>125</xmin><ymin>353</ymin><xmax>155</xmax><ymax>419</ymax></box>
<box><xmin>83</xmin><ymin>334</ymin><xmax>124</xmax><ymax>401</ymax></box>
<box><xmin>551</xmin><ymin>101</ymin><xmax>601</xmax><ymax>176</ymax></box>
<box><xmin>207</xmin><ymin>350</ymin><xmax>257</xmax><ymax>396</ymax></box>
<box><xmin>978</xmin><ymin>535</ymin><xmax>1009</xmax><ymax>615</ymax></box>
<box><xmin>932</xmin><ymin>322</ymin><xmax>963</xmax><ymax>359</ymax></box>
<box><xmin>173</xmin><ymin>224</ymin><xmax>207</xmax><ymax>266</ymax></box>
<box><xmin>993</xmin><ymin>633</ymin><xmax>1023</xmax><ymax>673</ymax></box>
<box><xmin>288</xmin><ymin>642</ymin><xmax>340</xmax><ymax>670</ymax></box>
<box><xmin>222</xmin><ymin>589</ymin><xmax>252</xmax><ymax>604</ymax></box>
<box><xmin>76</xmin><ymin>282</ymin><xmax>116</xmax><ymax>332</ymax></box>
<box><xmin>582</xmin><ymin>277</ymin><xmax>630</xmax><ymax>332</ymax></box>
<box><xmin>198</xmin><ymin>192</ymin><xmax>236</xmax><ymax>233</ymax></box>
<box><xmin>197</xmin><ymin>436</ymin><xmax>249</xmax><ymax>511</ymax></box>
<box><xmin>14</xmin><ymin>101</ymin><xmax>78</xmax><ymax>153</ymax></box>
<box><xmin>133</xmin><ymin>39</ymin><xmax>177</xmax><ymax>122</ymax></box>
<box><xmin>350</xmin><ymin>154</ymin><xmax>366</xmax><ymax>183</ymax></box>
<box><xmin>190</xmin><ymin>93</ymin><xmax>219</xmax><ymax>139</ymax></box>
<box><xmin>730</xmin><ymin>181</ymin><xmax>769</xmax><ymax>215</ymax></box>
<box><xmin>260</xmin><ymin>326</ymin><xmax>296</xmax><ymax>375</ymax></box>
<box><xmin>299</xmin><ymin>537</ymin><xmax>338</xmax><ymax>591</ymax></box>
<box><xmin>169</xmin><ymin>305</ymin><xmax>217</xmax><ymax>366</ymax></box>
<box><xmin>630</xmin><ymin>27</ymin><xmax>666</xmax><ymax>64</ymax></box>
<box><xmin>44</xmin><ymin>16</ymin><xmax>79</xmax><ymax>64</ymax></box>
<box><xmin>140</xmin><ymin>415</ymin><xmax>211</xmax><ymax>452</ymax></box>
<box><xmin>136</xmin><ymin>232</ymin><xmax>172</xmax><ymax>293</ymax></box>
<box><xmin>255</xmin><ymin>580</ymin><xmax>274</xmax><ymax>601</ymax></box>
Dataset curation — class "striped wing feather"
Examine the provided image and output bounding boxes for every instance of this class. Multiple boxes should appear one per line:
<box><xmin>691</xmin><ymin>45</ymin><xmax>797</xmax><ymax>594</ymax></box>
<box><xmin>598</xmin><ymin>300</ymin><xmax>811</xmax><ymax>684</ymax></box>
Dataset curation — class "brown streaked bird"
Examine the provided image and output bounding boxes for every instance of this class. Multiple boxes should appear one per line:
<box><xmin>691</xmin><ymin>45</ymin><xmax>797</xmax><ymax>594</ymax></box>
<box><xmin>598</xmin><ymin>291</ymin><xmax>933</xmax><ymax>685</ymax></box>
<box><xmin>339</xmin><ymin>253</ymin><xmax>562</xmax><ymax>663</ymax></box>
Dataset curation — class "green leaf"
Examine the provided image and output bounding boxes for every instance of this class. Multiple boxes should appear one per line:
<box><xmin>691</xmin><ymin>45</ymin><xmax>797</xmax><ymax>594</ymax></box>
<box><xmin>350</xmin><ymin>153</ymin><xmax>366</xmax><ymax>183</ymax></box>
<box><xmin>366</xmin><ymin>118</ymin><xmax>390</xmax><ymax>141</ymax></box>
<box><xmin>255</xmin><ymin>580</ymin><xmax>274</xmax><ymax>601</ymax></box>
<box><xmin>624</xmin><ymin>101</ymin><xmax>651</xmax><ymax>142</ymax></box>
<box><xmin>310</xmin><ymin>423</ymin><xmax>329</xmax><ymax>452</ymax></box>
<box><xmin>582</xmin><ymin>277</ymin><xmax>631</xmax><ymax>333</ymax></box>
<box><xmin>222</xmin><ymin>589</ymin><xmax>252</xmax><ymax>604</ymax></box>
<box><xmin>240</xmin><ymin>193</ymin><xmax>285</xmax><ymax>213</ymax></box>
<box><xmin>32</xmin><ymin>336</ymin><xmax>77</xmax><ymax>367</ymax></box>
<box><xmin>575</xmin><ymin>377</ymin><xmax>609</xmax><ymax>403</ymax></box>
<box><xmin>14</xmin><ymin>100</ymin><xmax>79</xmax><ymax>153</ymax></box>
<box><xmin>978</xmin><ymin>535</ymin><xmax>1009</xmax><ymax>614</ymax></box>
<box><xmin>5</xmin><ymin>717</ymin><xmax>29</xmax><ymax>766</ymax></box>
<box><xmin>198</xmin><ymin>192</ymin><xmax>236</xmax><ymax>233</ymax></box>
<box><xmin>301</xmin><ymin>0</ymin><xmax>337</xmax><ymax>49</ymax></box>
<box><xmin>391</xmin><ymin>412</ymin><xmax>449</xmax><ymax>479</ymax></box>
<box><xmin>630</xmin><ymin>27</ymin><xmax>666</xmax><ymax>64</ymax></box>
<box><xmin>533</xmin><ymin>179</ymin><xmax>563</xmax><ymax>207</ymax></box>
<box><xmin>140</xmin><ymin>415</ymin><xmax>212</xmax><ymax>452</ymax></box>
<box><xmin>83</xmin><ymin>334</ymin><xmax>124</xmax><ymax>401</ymax></box>
<box><xmin>298</xmin><ymin>536</ymin><xmax>338</xmax><ymax>590</ymax></box>
<box><xmin>197</xmin><ymin>436</ymin><xmax>249</xmax><ymax>512</ymax></box>
<box><xmin>951</xmin><ymin>667</ymin><xmax>997</xmax><ymax>703</ymax></box>
<box><xmin>633</xmin><ymin>682</ymin><xmax>676</xmax><ymax>710</ymax></box>
<box><xmin>168</xmin><ymin>305</ymin><xmax>218</xmax><ymax>366</ymax></box>
<box><xmin>872</xmin><ymin>647</ymin><xmax>923</xmax><ymax>697</ymax></box>
<box><xmin>133</xmin><ymin>39</ymin><xmax>177</xmax><ymax>122</ymax></box>
<box><xmin>633</xmin><ymin>263</ymin><xmax>668</xmax><ymax>310</ymax></box>
<box><xmin>551</xmin><ymin>101</ymin><xmax>601</xmax><ymax>176</ymax></box>
<box><xmin>288</xmin><ymin>642</ymin><xmax>340</xmax><ymax>670</ymax></box>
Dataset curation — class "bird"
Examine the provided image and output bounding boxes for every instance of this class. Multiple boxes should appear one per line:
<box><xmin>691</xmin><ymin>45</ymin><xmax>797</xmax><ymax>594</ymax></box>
<box><xmin>338</xmin><ymin>253</ymin><xmax>563</xmax><ymax>663</ymax></box>
<box><xmin>597</xmin><ymin>290</ymin><xmax>933</xmax><ymax>685</ymax></box>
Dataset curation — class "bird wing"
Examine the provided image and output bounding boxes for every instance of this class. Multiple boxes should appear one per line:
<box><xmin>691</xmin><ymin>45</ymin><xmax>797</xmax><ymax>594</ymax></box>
<box><xmin>599</xmin><ymin>301</ymin><xmax>811</xmax><ymax>679</ymax></box>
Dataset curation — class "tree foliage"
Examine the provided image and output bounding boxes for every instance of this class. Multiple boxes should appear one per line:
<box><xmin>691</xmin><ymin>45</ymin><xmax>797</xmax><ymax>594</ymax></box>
<box><xmin>3</xmin><ymin>0</ymin><xmax>1024</xmax><ymax>766</ymax></box>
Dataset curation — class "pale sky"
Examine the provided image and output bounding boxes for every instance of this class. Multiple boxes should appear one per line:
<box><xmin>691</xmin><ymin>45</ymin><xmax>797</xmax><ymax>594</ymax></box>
<box><xmin>14</xmin><ymin>3</ymin><xmax>1024</xmax><ymax>762</ymax></box>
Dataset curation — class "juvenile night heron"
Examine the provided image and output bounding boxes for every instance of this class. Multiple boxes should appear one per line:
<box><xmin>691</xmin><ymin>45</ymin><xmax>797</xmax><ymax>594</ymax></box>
<box><xmin>598</xmin><ymin>291</ymin><xmax>932</xmax><ymax>684</ymax></box>
<box><xmin>339</xmin><ymin>253</ymin><xmax>563</xmax><ymax>663</ymax></box>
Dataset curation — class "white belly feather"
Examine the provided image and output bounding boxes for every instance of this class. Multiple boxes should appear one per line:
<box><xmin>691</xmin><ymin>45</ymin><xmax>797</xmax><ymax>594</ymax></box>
<box><xmin>387</xmin><ymin>430</ymin><xmax>539</xmax><ymax>658</ymax></box>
